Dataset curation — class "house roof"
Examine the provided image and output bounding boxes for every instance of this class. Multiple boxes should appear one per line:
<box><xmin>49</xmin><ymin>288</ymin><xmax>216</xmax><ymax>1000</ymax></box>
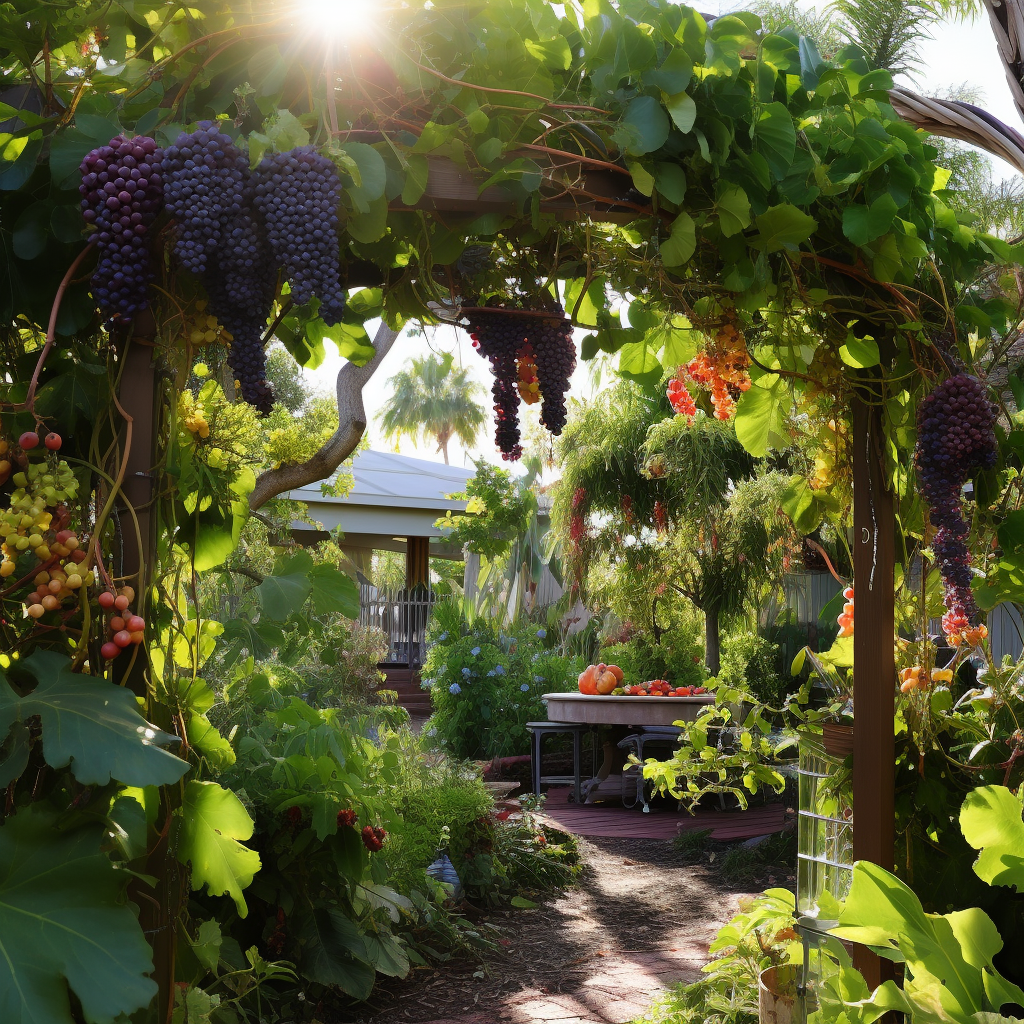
<box><xmin>289</xmin><ymin>449</ymin><xmax>474</xmax><ymax>544</ymax></box>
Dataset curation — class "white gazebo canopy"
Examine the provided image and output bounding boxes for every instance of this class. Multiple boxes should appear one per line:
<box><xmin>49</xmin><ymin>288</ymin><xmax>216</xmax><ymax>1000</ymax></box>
<box><xmin>289</xmin><ymin>450</ymin><xmax>474</xmax><ymax>559</ymax></box>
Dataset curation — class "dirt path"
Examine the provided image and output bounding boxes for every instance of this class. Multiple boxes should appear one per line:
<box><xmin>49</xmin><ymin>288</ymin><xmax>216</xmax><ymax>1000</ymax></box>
<box><xmin>333</xmin><ymin>836</ymin><xmax>779</xmax><ymax>1024</ymax></box>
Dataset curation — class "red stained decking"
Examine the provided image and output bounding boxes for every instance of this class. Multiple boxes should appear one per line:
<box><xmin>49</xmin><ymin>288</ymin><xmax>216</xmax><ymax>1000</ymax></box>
<box><xmin>536</xmin><ymin>786</ymin><xmax>789</xmax><ymax>841</ymax></box>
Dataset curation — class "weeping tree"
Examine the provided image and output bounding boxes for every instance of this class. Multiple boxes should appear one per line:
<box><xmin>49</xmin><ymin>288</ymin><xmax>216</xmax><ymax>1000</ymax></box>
<box><xmin>552</xmin><ymin>382</ymin><xmax>791</xmax><ymax>673</ymax></box>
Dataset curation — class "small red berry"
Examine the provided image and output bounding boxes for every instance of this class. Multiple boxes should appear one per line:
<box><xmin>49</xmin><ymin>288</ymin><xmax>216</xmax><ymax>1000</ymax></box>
<box><xmin>130</xmin><ymin>630</ymin><xmax>145</xmax><ymax>644</ymax></box>
<box><xmin>101</xmin><ymin>641</ymin><xmax>121</xmax><ymax>660</ymax></box>
<box><xmin>109</xmin><ymin>616</ymin><xmax>126</xmax><ymax>633</ymax></box>
<box><xmin>113</xmin><ymin>629</ymin><xmax>132</xmax><ymax>648</ymax></box>
<box><xmin>97</xmin><ymin>591</ymin><xmax>115</xmax><ymax>610</ymax></box>
<box><xmin>19</xmin><ymin>431</ymin><xmax>38</xmax><ymax>450</ymax></box>
<box><xmin>126</xmin><ymin>615</ymin><xmax>145</xmax><ymax>632</ymax></box>
<box><xmin>44</xmin><ymin>433</ymin><xmax>62</xmax><ymax>451</ymax></box>
<box><xmin>361</xmin><ymin>825</ymin><xmax>386</xmax><ymax>852</ymax></box>
<box><xmin>113</xmin><ymin>595</ymin><xmax>129</xmax><ymax>611</ymax></box>
<box><xmin>55</xmin><ymin>530</ymin><xmax>73</xmax><ymax>544</ymax></box>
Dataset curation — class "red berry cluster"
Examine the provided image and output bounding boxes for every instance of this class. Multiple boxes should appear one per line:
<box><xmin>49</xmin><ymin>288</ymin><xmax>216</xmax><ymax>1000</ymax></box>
<box><xmin>361</xmin><ymin>825</ymin><xmax>386</xmax><ymax>852</ymax></box>
<box><xmin>97</xmin><ymin>586</ymin><xmax>144</xmax><ymax>660</ymax></box>
<box><xmin>653</xmin><ymin>500</ymin><xmax>669</xmax><ymax>534</ymax></box>
<box><xmin>337</xmin><ymin>808</ymin><xmax>357</xmax><ymax>828</ymax></box>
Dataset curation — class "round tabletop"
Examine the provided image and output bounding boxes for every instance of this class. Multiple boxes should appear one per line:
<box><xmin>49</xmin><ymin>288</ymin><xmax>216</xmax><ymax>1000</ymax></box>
<box><xmin>542</xmin><ymin>692</ymin><xmax>715</xmax><ymax>727</ymax></box>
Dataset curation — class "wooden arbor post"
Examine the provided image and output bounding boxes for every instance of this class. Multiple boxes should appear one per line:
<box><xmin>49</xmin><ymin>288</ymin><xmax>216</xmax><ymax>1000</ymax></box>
<box><xmin>405</xmin><ymin>536</ymin><xmax>430</xmax><ymax>589</ymax></box>
<box><xmin>851</xmin><ymin>397</ymin><xmax>896</xmax><ymax>989</ymax></box>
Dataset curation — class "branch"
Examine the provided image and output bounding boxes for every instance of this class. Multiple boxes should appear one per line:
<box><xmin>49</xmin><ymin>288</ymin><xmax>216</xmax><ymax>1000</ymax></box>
<box><xmin>890</xmin><ymin>86</ymin><xmax>1024</xmax><ymax>175</ymax></box>
<box><xmin>248</xmin><ymin>322</ymin><xmax>401</xmax><ymax>510</ymax></box>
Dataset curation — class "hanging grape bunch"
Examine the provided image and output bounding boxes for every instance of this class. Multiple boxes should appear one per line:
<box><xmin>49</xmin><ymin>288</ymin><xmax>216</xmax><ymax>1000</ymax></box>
<box><xmin>914</xmin><ymin>374</ymin><xmax>998</xmax><ymax>647</ymax></box>
<box><xmin>78</xmin><ymin>135</ymin><xmax>164</xmax><ymax>321</ymax></box>
<box><xmin>80</xmin><ymin>129</ymin><xmax>349</xmax><ymax>413</ymax></box>
<box><xmin>161</xmin><ymin>122</ymin><xmax>248</xmax><ymax>274</ymax></box>
<box><xmin>464</xmin><ymin>306</ymin><xmax>576</xmax><ymax>460</ymax></box>
<box><xmin>252</xmin><ymin>147</ymin><xmax>347</xmax><ymax>326</ymax></box>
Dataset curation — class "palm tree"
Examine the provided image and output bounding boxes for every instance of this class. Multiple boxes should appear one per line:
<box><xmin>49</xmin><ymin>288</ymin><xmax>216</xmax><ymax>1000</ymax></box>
<box><xmin>377</xmin><ymin>352</ymin><xmax>486</xmax><ymax>464</ymax></box>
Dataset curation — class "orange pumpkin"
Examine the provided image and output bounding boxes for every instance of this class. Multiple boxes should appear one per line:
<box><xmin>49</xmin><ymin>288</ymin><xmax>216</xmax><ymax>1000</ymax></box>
<box><xmin>606</xmin><ymin>665</ymin><xmax>624</xmax><ymax>682</ymax></box>
<box><xmin>578</xmin><ymin>665</ymin><xmax>599</xmax><ymax>695</ymax></box>
<box><xmin>595</xmin><ymin>671</ymin><xmax>618</xmax><ymax>694</ymax></box>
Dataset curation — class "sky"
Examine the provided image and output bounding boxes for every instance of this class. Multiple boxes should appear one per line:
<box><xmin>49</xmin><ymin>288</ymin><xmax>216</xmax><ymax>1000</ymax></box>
<box><xmin>304</xmin><ymin>1</ymin><xmax>1024</xmax><ymax>470</ymax></box>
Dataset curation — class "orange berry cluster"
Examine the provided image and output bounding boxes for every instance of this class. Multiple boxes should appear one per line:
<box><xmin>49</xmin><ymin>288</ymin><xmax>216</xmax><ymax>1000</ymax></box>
<box><xmin>516</xmin><ymin>350</ymin><xmax>541</xmax><ymax>405</ymax></box>
<box><xmin>942</xmin><ymin>611</ymin><xmax>988</xmax><ymax>649</ymax></box>
<box><xmin>837</xmin><ymin>586</ymin><xmax>854</xmax><ymax>637</ymax></box>
<box><xmin>900</xmin><ymin>665</ymin><xmax>954</xmax><ymax>694</ymax></box>
<box><xmin>96</xmin><ymin>587</ymin><xmax>145</xmax><ymax>659</ymax></box>
<box><xmin>667</xmin><ymin>323</ymin><xmax>752</xmax><ymax>423</ymax></box>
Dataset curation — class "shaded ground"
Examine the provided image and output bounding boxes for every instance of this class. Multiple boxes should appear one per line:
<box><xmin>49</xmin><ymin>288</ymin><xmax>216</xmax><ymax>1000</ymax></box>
<box><xmin>327</xmin><ymin>834</ymin><xmax>795</xmax><ymax>1024</ymax></box>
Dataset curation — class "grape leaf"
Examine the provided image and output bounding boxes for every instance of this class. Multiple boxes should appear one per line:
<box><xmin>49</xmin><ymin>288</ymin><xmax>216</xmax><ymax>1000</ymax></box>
<box><xmin>177</xmin><ymin>781</ymin><xmax>261</xmax><ymax>917</ymax></box>
<box><xmin>0</xmin><ymin>651</ymin><xmax>188</xmax><ymax>787</ymax></box>
<box><xmin>960</xmin><ymin>785</ymin><xmax>1024</xmax><ymax>892</ymax></box>
<box><xmin>0</xmin><ymin>807</ymin><xmax>157</xmax><ymax>1024</ymax></box>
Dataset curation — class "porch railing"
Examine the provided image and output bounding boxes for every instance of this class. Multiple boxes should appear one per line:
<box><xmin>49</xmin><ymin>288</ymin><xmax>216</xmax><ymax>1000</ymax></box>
<box><xmin>359</xmin><ymin>584</ymin><xmax>435</xmax><ymax>667</ymax></box>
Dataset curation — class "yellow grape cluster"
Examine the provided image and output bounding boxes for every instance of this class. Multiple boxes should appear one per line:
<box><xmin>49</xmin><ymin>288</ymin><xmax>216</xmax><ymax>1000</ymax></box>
<box><xmin>0</xmin><ymin>459</ymin><xmax>81</xmax><ymax>577</ymax></box>
<box><xmin>187</xmin><ymin>299</ymin><xmax>232</xmax><ymax>346</ymax></box>
<box><xmin>180</xmin><ymin>391</ymin><xmax>211</xmax><ymax>439</ymax></box>
<box><xmin>516</xmin><ymin>354</ymin><xmax>541</xmax><ymax>405</ymax></box>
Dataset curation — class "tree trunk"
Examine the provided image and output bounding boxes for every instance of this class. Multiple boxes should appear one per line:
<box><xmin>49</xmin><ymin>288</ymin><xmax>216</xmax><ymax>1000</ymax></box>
<box><xmin>704</xmin><ymin>606</ymin><xmax>721</xmax><ymax>676</ymax></box>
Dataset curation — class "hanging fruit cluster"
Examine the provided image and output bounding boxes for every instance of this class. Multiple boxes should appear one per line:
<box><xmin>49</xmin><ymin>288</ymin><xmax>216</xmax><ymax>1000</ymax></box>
<box><xmin>97</xmin><ymin>587</ymin><xmax>144</xmax><ymax>660</ymax></box>
<box><xmin>914</xmin><ymin>374</ymin><xmax>997</xmax><ymax>647</ymax></box>
<box><xmin>666</xmin><ymin>320</ymin><xmax>752</xmax><ymax>422</ymax></box>
<box><xmin>80</xmin><ymin>125</ymin><xmax>348</xmax><ymax>413</ymax></box>
<box><xmin>837</xmin><ymin>586</ymin><xmax>854</xmax><ymax>637</ymax></box>
<box><xmin>464</xmin><ymin>306</ymin><xmax>576</xmax><ymax>460</ymax></box>
<box><xmin>899</xmin><ymin>664</ymin><xmax>953</xmax><ymax>694</ymax></box>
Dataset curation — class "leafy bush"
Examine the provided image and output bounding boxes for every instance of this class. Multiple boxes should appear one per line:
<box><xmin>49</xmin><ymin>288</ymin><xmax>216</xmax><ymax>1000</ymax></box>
<box><xmin>600</xmin><ymin>621</ymin><xmax>706</xmax><ymax>688</ymax></box>
<box><xmin>714</xmin><ymin>629</ymin><xmax>786</xmax><ymax>707</ymax></box>
<box><xmin>422</xmin><ymin>606</ymin><xmax>583</xmax><ymax>759</ymax></box>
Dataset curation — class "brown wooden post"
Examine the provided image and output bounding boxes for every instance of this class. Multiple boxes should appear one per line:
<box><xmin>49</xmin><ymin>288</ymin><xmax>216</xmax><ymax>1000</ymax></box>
<box><xmin>405</xmin><ymin>536</ymin><xmax>430</xmax><ymax>589</ymax></box>
<box><xmin>851</xmin><ymin>396</ymin><xmax>896</xmax><ymax>990</ymax></box>
<box><xmin>113</xmin><ymin>316</ymin><xmax>179</xmax><ymax>1024</ymax></box>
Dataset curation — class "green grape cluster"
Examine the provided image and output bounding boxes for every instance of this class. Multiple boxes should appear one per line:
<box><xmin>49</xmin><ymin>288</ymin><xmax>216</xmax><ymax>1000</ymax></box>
<box><xmin>0</xmin><ymin>457</ymin><xmax>81</xmax><ymax>578</ymax></box>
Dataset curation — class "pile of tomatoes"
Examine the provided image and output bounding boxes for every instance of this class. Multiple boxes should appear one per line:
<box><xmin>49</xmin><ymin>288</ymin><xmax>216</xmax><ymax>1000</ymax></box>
<box><xmin>622</xmin><ymin>680</ymin><xmax>709</xmax><ymax>697</ymax></box>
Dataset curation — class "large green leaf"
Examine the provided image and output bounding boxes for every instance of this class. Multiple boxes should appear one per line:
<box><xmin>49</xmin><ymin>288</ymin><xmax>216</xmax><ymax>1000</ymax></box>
<box><xmin>753</xmin><ymin>102</ymin><xmax>796</xmax><ymax>178</ymax></box>
<box><xmin>177</xmin><ymin>781</ymin><xmax>261</xmax><ymax>917</ymax></box>
<box><xmin>615</xmin><ymin>95</ymin><xmax>670</xmax><ymax>155</ymax></box>
<box><xmin>960</xmin><ymin>785</ymin><xmax>1024</xmax><ymax>892</ymax></box>
<box><xmin>309</xmin><ymin>564</ymin><xmax>360</xmax><ymax>618</ymax></box>
<box><xmin>298</xmin><ymin>907</ymin><xmax>376</xmax><ymax>999</ymax></box>
<box><xmin>0</xmin><ymin>808</ymin><xmax>156</xmax><ymax>1024</ymax></box>
<box><xmin>751</xmin><ymin>204</ymin><xmax>817</xmax><ymax>251</ymax></box>
<box><xmin>734</xmin><ymin>373</ymin><xmax>789</xmax><ymax>456</ymax></box>
<box><xmin>843</xmin><ymin>194</ymin><xmax>899</xmax><ymax>246</ymax></box>
<box><xmin>0</xmin><ymin>652</ymin><xmax>187</xmax><ymax>787</ymax></box>
<box><xmin>660</xmin><ymin>211</ymin><xmax>696</xmax><ymax>266</ymax></box>
<box><xmin>832</xmin><ymin>860</ymin><xmax>1024</xmax><ymax>1023</ymax></box>
<box><xmin>257</xmin><ymin>562</ymin><xmax>313</xmax><ymax>620</ymax></box>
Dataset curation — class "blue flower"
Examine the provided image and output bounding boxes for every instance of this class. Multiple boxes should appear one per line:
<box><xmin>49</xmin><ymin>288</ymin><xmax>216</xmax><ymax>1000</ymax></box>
<box><xmin>494</xmin><ymin>664</ymin><xmax>505</xmax><ymax>676</ymax></box>
<box><xmin>422</xmin><ymin>678</ymin><xmax>434</xmax><ymax>690</ymax></box>
<box><xmin>471</xmin><ymin>646</ymin><xmax>481</xmax><ymax>656</ymax></box>
<box><xmin>487</xmin><ymin>670</ymin><xmax>496</xmax><ymax>677</ymax></box>
<box><xmin>536</xmin><ymin>628</ymin><xmax>547</xmax><ymax>638</ymax></box>
<box><xmin>426</xmin><ymin>727</ymin><xmax>437</xmax><ymax>737</ymax></box>
<box><xmin>462</xmin><ymin>667</ymin><xmax>471</xmax><ymax>677</ymax></box>
<box><xmin>449</xmin><ymin>683</ymin><xmax>462</xmax><ymax>695</ymax></box>
<box><xmin>534</xmin><ymin>675</ymin><xmax>544</xmax><ymax>683</ymax></box>
<box><xmin>531</xmin><ymin>653</ymin><xmax>540</xmax><ymax>662</ymax></box>
<box><xmin>438</xmin><ymin>632</ymin><xmax>448</xmax><ymax>642</ymax></box>
<box><xmin>521</xmin><ymin>683</ymin><xmax>530</xmax><ymax>692</ymax></box>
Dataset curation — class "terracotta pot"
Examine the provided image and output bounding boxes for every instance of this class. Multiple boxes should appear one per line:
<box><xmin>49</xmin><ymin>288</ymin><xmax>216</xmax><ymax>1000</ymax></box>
<box><xmin>822</xmin><ymin>722</ymin><xmax>854</xmax><ymax>759</ymax></box>
<box><xmin>759</xmin><ymin>964</ymin><xmax>802</xmax><ymax>1024</ymax></box>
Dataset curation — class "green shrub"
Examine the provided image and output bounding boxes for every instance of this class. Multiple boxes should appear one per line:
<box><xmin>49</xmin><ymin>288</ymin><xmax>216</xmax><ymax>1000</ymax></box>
<box><xmin>715</xmin><ymin>629</ymin><xmax>786</xmax><ymax>706</ymax></box>
<box><xmin>422</xmin><ymin>606</ymin><xmax>583</xmax><ymax>758</ymax></box>
<box><xmin>600</xmin><ymin>622</ymin><xmax>706</xmax><ymax>688</ymax></box>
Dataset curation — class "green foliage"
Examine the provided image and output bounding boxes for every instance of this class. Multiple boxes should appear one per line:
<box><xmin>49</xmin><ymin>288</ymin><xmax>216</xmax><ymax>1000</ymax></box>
<box><xmin>377</xmin><ymin>352</ymin><xmax>486</xmax><ymax>463</ymax></box>
<box><xmin>0</xmin><ymin>808</ymin><xmax>159</xmax><ymax>1024</ymax></box>
<box><xmin>436</xmin><ymin>460</ymin><xmax>537</xmax><ymax>561</ymax></box>
<box><xmin>600</xmin><ymin>622</ymin><xmax>707</xmax><ymax>689</ymax></box>
<box><xmin>714</xmin><ymin>629</ymin><xmax>787</xmax><ymax>707</ymax></box>
<box><xmin>423</xmin><ymin>607</ymin><xmax>583</xmax><ymax>759</ymax></box>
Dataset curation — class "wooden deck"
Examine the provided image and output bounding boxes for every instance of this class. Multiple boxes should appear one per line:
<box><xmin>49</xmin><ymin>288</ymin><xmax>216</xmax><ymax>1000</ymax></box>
<box><xmin>537</xmin><ymin>786</ymin><xmax>789</xmax><ymax>841</ymax></box>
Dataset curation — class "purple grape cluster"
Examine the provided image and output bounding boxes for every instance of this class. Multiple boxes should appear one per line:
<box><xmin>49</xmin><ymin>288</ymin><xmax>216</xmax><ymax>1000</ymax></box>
<box><xmin>464</xmin><ymin>307</ymin><xmax>576</xmax><ymax>458</ymax></box>
<box><xmin>79</xmin><ymin>135</ymin><xmax>164</xmax><ymax>321</ymax></box>
<box><xmin>466</xmin><ymin>310</ymin><xmax>531</xmax><ymax>460</ymax></box>
<box><xmin>529</xmin><ymin>310</ymin><xmax>576</xmax><ymax>434</ymax></box>
<box><xmin>160</xmin><ymin>122</ymin><xmax>248</xmax><ymax>275</ymax></box>
<box><xmin>914</xmin><ymin>373</ymin><xmax>998</xmax><ymax>636</ymax></box>
<box><xmin>252</xmin><ymin>148</ymin><xmax>346</xmax><ymax>325</ymax></box>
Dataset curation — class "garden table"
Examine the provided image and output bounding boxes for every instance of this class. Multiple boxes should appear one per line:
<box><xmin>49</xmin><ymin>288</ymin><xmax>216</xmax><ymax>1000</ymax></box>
<box><xmin>541</xmin><ymin>694</ymin><xmax>715</xmax><ymax>804</ymax></box>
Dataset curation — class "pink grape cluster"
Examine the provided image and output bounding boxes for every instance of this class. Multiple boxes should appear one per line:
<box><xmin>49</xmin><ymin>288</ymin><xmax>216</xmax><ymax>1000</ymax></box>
<box><xmin>914</xmin><ymin>374</ymin><xmax>997</xmax><ymax>642</ymax></box>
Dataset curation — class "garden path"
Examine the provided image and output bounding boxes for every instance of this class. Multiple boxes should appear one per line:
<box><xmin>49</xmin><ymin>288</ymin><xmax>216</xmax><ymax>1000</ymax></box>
<box><xmin>339</xmin><ymin>835</ymin><xmax>787</xmax><ymax>1024</ymax></box>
